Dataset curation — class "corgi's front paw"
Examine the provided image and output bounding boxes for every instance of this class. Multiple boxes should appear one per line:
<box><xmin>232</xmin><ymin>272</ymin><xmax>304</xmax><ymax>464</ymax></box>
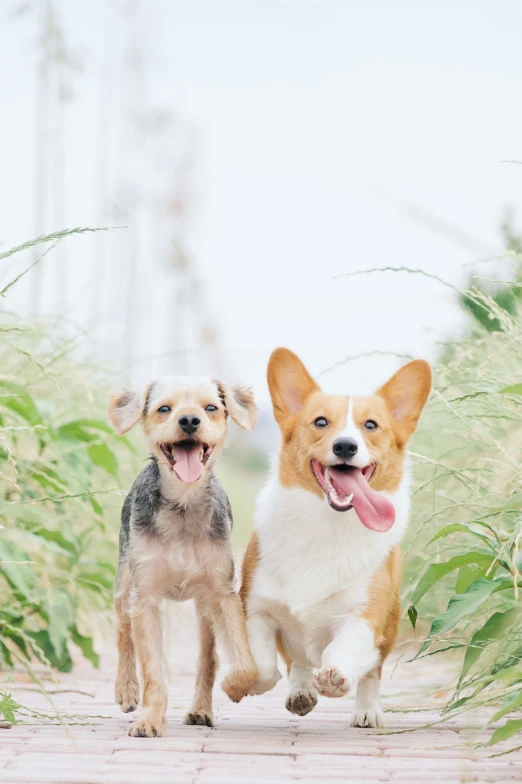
<box><xmin>285</xmin><ymin>687</ymin><xmax>318</xmax><ymax>716</ymax></box>
<box><xmin>313</xmin><ymin>665</ymin><xmax>351</xmax><ymax>698</ymax></box>
<box><xmin>248</xmin><ymin>669</ymin><xmax>282</xmax><ymax>696</ymax></box>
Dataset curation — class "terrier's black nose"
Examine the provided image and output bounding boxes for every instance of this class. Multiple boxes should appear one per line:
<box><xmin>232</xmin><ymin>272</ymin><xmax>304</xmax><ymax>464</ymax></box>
<box><xmin>178</xmin><ymin>415</ymin><xmax>200</xmax><ymax>435</ymax></box>
<box><xmin>333</xmin><ymin>437</ymin><xmax>358</xmax><ymax>459</ymax></box>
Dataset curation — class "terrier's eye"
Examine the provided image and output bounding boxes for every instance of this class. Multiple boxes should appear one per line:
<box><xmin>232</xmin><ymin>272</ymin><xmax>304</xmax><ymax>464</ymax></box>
<box><xmin>157</xmin><ymin>405</ymin><xmax>171</xmax><ymax>414</ymax></box>
<box><xmin>205</xmin><ymin>404</ymin><xmax>218</xmax><ymax>412</ymax></box>
<box><xmin>364</xmin><ymin>420</ymin><xmax>378</xmax><ymax>430</ymax></box>
<box><xmin>314</xmin><ymin>417</ymin><xmax>328</xmax><ymax>428</ymax></box>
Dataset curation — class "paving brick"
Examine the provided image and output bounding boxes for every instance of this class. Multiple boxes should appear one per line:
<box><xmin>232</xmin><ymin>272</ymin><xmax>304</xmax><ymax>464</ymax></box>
<box><xmin>2</xmin><ymin>604</ymin><xmax>522</xmax><ymax>784</ymax></box>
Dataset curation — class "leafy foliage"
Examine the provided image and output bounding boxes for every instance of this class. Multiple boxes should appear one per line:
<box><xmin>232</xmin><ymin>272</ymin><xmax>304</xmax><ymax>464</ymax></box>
<box><xmin>0</xmin><ymin>687</ymin><xmax>21</xmax><ymax>724</ymax></box>
<box><xmin>0</xmin><ymin>230</ymin><xmax>140</xmax><ymax>722</ymax></box>
<box><xmin>404</xmin><ymin>234</ymin><xmax>522</xmax><ymax>752</ymax></box>
<box><xmin>0</xmin><ymin>329</ymin><xmax>134</xmax><ymax>672</ymax></box>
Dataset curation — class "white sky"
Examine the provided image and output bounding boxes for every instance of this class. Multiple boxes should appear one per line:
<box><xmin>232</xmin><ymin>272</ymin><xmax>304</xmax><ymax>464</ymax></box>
<box><xmin>1</xmin><ymin>0</ymin><xmax>521</xmax><ymax>405</ymax></box>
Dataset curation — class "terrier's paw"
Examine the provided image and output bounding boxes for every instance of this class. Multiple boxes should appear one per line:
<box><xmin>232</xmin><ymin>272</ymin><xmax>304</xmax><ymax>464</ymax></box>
<box><xmin>221</xmin><ymin>667</ymin><xmax>258</xmax><ymax>703</ymax></box>
<box><xmin>313</xmin><ymin>665</ymin><xmax>350</xmax><ymax>698</ymax></box>
<box><xmin>285</xmin><ymin>688</ymin><xmax>318</xmax><ymax>716</ymax></box>
<box><xmin>184</xmin><ymin>710</ymin><xmax>213</xmax><ymax>727</ymax></box>
<box><xmin>115</xmin><ymin>680</ymin><xmax>140</xmax><ymax>713</ymax></box>
<box><xmin>248</xmin><ymin>669</ymin><xmax>282</xmax><ymax>696</ymax></box>
<box><xmin>128</xmin><ymin>715</ymin><xmax>166</xmax><ymax>737</ymax></box>
<box><xmin>351</xmin><ymin>709</ymin><xmax>385</xmax><ymax>728</ymax></box>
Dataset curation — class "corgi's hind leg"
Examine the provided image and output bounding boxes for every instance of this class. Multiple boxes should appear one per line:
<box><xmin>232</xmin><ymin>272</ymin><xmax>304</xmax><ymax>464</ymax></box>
<box><xmin>351</xmin><ymin>579</ymin><xmax>400</xmax><ymax>729</ymax></box>
<box><xmin>351</xmin><ymin>666</ymin><xmax>384</xmax><ymax>728</ymax></box>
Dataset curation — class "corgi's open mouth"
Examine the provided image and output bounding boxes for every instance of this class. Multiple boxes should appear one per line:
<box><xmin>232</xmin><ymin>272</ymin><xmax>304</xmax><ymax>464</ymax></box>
<box><xmin>310</xmin><ymin>459</ymin><xmax>395</xmax><ymax>531</ymax></box>
<box><xmin>160</xmin><ymin>440</ymin><xmax>213</xmax><ymax>484</ymax></box>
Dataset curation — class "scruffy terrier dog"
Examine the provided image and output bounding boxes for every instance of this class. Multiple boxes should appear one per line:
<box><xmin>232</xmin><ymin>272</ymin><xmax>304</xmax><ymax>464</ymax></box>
<box><xmin>108</xmin><ymin>376</ymin><xmax>259</xmax><ymax>737</ymax></box>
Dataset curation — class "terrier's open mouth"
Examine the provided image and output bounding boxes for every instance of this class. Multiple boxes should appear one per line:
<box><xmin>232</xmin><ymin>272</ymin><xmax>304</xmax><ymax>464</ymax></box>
<box><xmin>160</xmin><ymin>440</ymin><xmax>213</xmax><ymax>484</ymax></box>
<box><xmin>310</xmin><ymin>459</ymin><xmax>395</xmax><ymax>532</ymax></box>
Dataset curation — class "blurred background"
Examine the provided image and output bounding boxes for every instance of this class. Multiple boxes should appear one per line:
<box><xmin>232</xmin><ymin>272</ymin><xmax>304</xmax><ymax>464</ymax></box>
<box><xmin>2</xmin><ymin>2</ymin><xmax>522</xmax><ymax>738</ymax></box>
<box><xmin>2</xmin><ymin>0</ymin><xmax>521</xmax><ymax>403</ymax></box>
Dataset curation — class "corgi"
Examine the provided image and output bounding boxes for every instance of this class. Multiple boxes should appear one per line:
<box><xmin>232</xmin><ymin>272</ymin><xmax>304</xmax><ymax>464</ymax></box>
<box><xmin>239</xmin><ymin>348</ymin><xmax>431</xmax><ymax>728</ymax></box>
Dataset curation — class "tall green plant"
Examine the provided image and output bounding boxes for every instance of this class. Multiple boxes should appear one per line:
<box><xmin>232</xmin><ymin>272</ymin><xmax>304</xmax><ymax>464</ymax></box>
<box><xmin>403</xmin><ymin>283</ymin><xmax>522</xmax><ymax>752</ymax></box>
<box><xmin>0</xmin><ymin>229</ymin><xmax>137</xmax><ymax>724</ymax></box>
<box><xmin>406</xmin><ymin>334</ymin><xmax>522</xmax><ymax>750</ymax></box>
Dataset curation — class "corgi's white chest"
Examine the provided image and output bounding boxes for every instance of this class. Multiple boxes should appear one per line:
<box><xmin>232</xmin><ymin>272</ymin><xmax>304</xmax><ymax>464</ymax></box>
<box><xmin>252</xmin><ymin>476</ymin><xmax>410</xmax><ymax>617</ymax></box>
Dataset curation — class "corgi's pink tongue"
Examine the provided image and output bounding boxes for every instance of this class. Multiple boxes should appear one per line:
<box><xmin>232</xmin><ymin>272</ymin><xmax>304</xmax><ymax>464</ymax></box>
<box><xmin>329</xmin><ymin>467</ymin><xmax>396</xmax><ymax>532</ymax></box>
<box><xmin>172</xmin><ymin>444</ymin><xmax>204</xmax><ymax>483</ymax></box>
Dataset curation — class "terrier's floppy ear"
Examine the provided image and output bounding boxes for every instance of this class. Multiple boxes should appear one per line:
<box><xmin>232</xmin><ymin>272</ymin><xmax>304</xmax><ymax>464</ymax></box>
<box><xmin>108</xmin><ymin>384</ymin><xmax>152</xmax><ymax>436</ymax></box>
<box><xmin>216</xmin><ymin>381</ymin><xmax>257</xmax><ymax>431</ymax></box>
<box><xmin>376</xmin><ymin>359</ymin><xmax>432</xmax><ymax>444</ymax></box>
<box><xmin>267</xmin><ymin>347</ymin><xmax>320</xmax><ymax>426</ymax></box>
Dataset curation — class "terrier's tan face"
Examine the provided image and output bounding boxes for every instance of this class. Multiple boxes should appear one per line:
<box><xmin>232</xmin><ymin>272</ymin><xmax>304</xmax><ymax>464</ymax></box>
<box><xmin>144</xmin><ymin>377</ymin><xmax>228</xmax><ymax>482</ymax></box>
<box><xmin>109</xmin><ymin>376</ymin><xmax>257</xmax><ymax>485</ymax></box>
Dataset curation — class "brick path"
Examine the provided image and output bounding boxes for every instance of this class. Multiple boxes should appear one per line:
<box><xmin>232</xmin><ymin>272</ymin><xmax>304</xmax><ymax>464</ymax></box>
<box><xmin>1</xmin><ymin>603</ymin><xmax>521</xmax><ymax>783</ymax></box>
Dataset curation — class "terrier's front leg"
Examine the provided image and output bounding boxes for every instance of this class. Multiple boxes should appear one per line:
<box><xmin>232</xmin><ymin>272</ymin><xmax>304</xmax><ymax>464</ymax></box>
<box><xmin>128</xmin><ymin>594</ymin><xmax>167</xmax><ymax>737</ymax></box>
<box><xmin>313</xmin><ymin>615</ymin><xmax>379</xmax><ymax>700</ymax></box>
<box><xmin>246</xmin><ymin>612</ymin><xmax>282</xmax><ymax>695</ymax></box>
<box><xmin>114</xmin><ymin>565</ymin><xmax>139</xmax><ymax>713</ymax></box>
<box><xmin>184</xmin><ymin>599</ymin><xmax>217</xmax><ymax>727</ymax></box>
<box><xmin>212</xmin><ymin>591</ymin><xmax>259</xmax><ymax>702</ymax></box>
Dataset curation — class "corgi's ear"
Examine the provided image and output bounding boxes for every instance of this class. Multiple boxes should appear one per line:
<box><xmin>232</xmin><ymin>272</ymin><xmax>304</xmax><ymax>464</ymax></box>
<box><xmin>108</xmin><ymin>384</ymin><xmax>152</xmax><ymax>436</ymax></box>
<box><xmin>267</xmin><ymin>348</ymin><xmax>320</xmax><ymax>425</ymax></box>
<box><xmin>215</xmin><ymin>381</ymin><xmax>258</xmax><ymax>431</ymax></box>
<box><xmin>376</xmin><ymin>360</ymin><xmax>432</xmax><ymax>444</ymax></box>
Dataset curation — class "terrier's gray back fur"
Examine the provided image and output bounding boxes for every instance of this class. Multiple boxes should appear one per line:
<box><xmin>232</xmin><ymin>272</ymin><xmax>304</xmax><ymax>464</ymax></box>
<box><xmin>119</xmin><ymin>458</ymin><xmax>233</xmax><ymax>563</ymax></box>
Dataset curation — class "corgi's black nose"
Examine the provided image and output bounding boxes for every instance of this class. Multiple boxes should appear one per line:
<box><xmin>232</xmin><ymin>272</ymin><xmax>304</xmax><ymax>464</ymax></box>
<box><xmin>333</xmin><ymin>437</ymin><xmax>358</xmax><ymax>459</ymax></box>
<box><xmin>179</xmin><ymin>415</ymin><xmax>200</xmax><ymax>435</ymax></box>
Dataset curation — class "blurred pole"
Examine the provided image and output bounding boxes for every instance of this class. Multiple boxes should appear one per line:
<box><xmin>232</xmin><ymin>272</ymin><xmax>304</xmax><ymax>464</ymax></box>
<box><xmin>31</xmin><ymin>0</ymin><xmax>52</xmax><ymax>316</ymax></box>
<box><xmin>91</xmin><ymin>31</ymin><xmax>112</xmax><ymax>338</ymax></box>
<box><xmin>53</xmin><ymin>2</ymin><xmax>67</xmax><ymax>314</ymax></box>
<box><xmin>120</xmin><ymin>0</ymin><xmax>146</xmax><ymax>370</ymax></box>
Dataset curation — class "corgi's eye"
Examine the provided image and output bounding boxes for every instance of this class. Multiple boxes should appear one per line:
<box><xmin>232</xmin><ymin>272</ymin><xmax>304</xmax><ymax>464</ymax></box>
<box><xmin>205</xmin><ymin>405</ymin><xmax>218</xmax><ymax>412</ymax></box>
<box><xmin>314</xmin><ymin>417</ymin><xmax>328</xmax><ymax>428</ymax></box>
<box><xmin>158</xmin><ymin>405</ymin><xmax>171</xmax><ymax>414</ymax></box>
<box><xmin>364</xmin><ymin>420</ymin><xmax>378</xmax><ymax>430</ymax></box>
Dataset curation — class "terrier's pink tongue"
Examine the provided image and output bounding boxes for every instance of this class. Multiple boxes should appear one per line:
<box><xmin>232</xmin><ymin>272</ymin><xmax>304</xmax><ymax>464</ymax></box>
<box><xmin>329</xmin><ymin>467</ymin><xmax>396</xmax><ymax>532</ymax></box>
<box><xmin>172</xmin><ymin>445</ymin><xmax>204</xmax><ymax>483</ymax></box>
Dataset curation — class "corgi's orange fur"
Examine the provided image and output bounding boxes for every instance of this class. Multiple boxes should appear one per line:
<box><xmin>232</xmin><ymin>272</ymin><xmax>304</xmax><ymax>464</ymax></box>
<box><xmin>240</xmin><ymin>348</ymin><xmax>431</xmax><ymax>727</ymax></box>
